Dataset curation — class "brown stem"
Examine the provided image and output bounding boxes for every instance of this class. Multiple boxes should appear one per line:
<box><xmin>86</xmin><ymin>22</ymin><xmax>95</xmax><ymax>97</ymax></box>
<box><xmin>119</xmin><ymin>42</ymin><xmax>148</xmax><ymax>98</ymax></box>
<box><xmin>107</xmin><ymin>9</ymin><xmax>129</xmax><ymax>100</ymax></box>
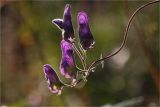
<box><xmin>87</xmin><ymin>0</ymin><xmax>160</xmax><ymax>73</ymax></box>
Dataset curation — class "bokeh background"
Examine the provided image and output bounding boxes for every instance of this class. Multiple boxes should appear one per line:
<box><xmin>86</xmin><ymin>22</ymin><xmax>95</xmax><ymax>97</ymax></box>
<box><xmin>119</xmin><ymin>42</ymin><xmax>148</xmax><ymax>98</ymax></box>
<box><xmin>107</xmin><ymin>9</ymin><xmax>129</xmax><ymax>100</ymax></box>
<box><xmin>1</xmin><ymin>0</ymin><xmax>159</xmax><ymax>107</ymax></box>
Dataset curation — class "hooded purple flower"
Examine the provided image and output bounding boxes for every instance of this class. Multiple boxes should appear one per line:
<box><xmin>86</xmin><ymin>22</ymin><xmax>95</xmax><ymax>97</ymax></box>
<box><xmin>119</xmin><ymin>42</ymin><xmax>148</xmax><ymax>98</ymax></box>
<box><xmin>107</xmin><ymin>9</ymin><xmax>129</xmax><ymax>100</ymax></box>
<box><xmin>52</xmin><ymin>4</ymin><xmax>74</xmax><ymax>41</ymax></box>
<box><xmin>77</xmin><ymin>12</ymin><xmax>95</xmax><ymax>50</ymax></box>
<box><xmin>60</xmin><ymin>40</ymin><xmax>76</xmax><ymax>83</ymax></box>
<box><xmin>43</xmin><ymin>64</ymin><xmax>63</xmax><ymax>95</ymax></box>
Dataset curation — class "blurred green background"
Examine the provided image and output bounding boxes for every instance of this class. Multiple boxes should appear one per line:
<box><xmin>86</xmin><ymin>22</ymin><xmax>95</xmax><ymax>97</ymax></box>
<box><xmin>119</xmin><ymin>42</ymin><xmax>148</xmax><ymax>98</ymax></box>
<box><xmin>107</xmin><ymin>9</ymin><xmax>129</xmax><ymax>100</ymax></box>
<box><xmin>1</xmin><ymin>0</ymin><xmax>159</xmax><ymax>107</ymax></box>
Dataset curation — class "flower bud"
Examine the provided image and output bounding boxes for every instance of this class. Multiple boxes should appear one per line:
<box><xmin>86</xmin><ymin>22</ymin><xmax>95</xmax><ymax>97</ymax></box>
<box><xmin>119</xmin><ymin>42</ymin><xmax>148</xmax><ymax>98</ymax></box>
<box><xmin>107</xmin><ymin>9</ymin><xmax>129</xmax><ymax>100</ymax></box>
<box><xmin>60</xmin><ymin>40</ymin><xmax>76</xmax><ymax>83</ymax></box>
<box><xmin>43</xmin><ymin>64</ymin><xmax>63</xmax><ymax>95</ymax></box>
<box><xmin>77</xmin><ymin>12</ymin><xmax>95</xmax><ymax>50</ymax></box>
<box><xmin>52</xmin><ymin>4</ymin><xmax>74</xmax><ymax>41</ymax></box>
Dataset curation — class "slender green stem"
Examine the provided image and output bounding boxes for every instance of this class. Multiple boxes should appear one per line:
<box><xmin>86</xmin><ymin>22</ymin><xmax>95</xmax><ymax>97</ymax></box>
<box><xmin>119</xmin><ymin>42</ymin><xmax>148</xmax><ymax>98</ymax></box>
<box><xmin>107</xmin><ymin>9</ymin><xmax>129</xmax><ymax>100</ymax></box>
<box><xmin>63</xmin><ymin>83</ymin><xmax>74</xmax><ymax>87</ymax></box>
<box><xmin>76</xmin><ymin>66</ymin><xmax>83</xmax><ymax>71</ymax></box>
<box><xmin>73</xmin><ymin>43</ymin><xmax>85</xmax><ymax>69</ymax></box>
<box><xmin>57</xmin><ymin>74</ymin><xmax>74</xmax><ymax>87</ymax></box>
<box><xmin>78</xmin><ymin>43</ymin><xmax>86</xmax><ymax>60</ymax></box>
<box><xmin>78</xmin><ymin>43</ymin><xmax>85</xmax><ymax>58</ymax></box>
<box><xmin>76</xmin><ymin>66</ymin><xmax>87</xmax><ymax>72</ymax></box>
<box><xmin>78</xmin><ymin>43</ymin><xmax>87</xmax><ymax>69</ymax></box>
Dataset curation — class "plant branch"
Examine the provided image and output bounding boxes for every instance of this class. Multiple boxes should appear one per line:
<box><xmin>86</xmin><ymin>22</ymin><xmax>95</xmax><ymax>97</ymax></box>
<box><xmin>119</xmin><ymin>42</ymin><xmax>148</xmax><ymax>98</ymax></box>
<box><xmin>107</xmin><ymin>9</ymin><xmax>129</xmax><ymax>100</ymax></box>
<box><xmin>78</xmin><ymin>43</ymin><xmax>87</xmax><ymax>69</ymax></box>
<box><xmin>87</xmin><ymin>0</ymin><xmax>160</xmax><ymax>73</ymax></box>
<box><xmin>124</xmin><ymin>1</ymin><xmax>160</xmax><ymax>91</ymax></box>
<box><xmin>73</xmin><ymin>43</ymin><xmax>86</xmax><ymax>69</ymax></box>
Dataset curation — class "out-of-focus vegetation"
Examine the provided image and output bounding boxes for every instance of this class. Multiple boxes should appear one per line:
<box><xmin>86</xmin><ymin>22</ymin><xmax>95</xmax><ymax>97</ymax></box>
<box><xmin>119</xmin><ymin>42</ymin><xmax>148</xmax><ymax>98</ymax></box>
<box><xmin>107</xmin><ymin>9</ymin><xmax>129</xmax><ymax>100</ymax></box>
<box><xmin>1</xmin><ymin>1</ymin><xmax>159</xmax><ymax>106</ymax></box>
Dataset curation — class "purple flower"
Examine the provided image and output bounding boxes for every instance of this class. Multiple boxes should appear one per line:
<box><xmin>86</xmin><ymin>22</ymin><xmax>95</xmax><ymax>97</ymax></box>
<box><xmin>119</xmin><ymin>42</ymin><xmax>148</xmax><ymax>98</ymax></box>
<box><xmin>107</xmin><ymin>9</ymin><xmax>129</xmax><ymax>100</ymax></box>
<box><xmin>77</xmin><ymin>12</ymin><xmax>95</xmax><ymax>50</ymax></box>
<box><xmin>52</xmin><ymin>4</ymin><xmax>74</xmax><ymax>41</ymax></box>
<box><xmin>60</xmin><ymin>40</ymin><xmax>76</xmax><ymax>83</ymax></box>
<box><xmin>43</xmin><ymin>64</ymin><xmax>63</xmax><ymax>95</ymax></box>
<box><xmin>52</xmin><ymin>19</ymin><xmax>63</xmax><ymax>30</ymax></box>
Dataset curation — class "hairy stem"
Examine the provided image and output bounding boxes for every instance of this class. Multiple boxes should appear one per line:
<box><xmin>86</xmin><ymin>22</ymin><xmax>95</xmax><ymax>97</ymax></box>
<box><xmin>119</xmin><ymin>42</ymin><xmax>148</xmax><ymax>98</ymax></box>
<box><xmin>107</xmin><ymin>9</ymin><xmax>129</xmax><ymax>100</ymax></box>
<box><xmin>76</xmin><ymin>66</ymin><xmax>87</xmax><ymax>72</ymax></box>
<box><xmin>78</xmin><ymin>43</ymin><xmax>87</xmax><ymax>61</ymax></box>
<box><xmin>73</xmin><ymin>43</ymin><xmax>86</xmax><ymax>69</ymax></box>
<box><xmin>78</xmin><ymin>43</ymin><xmax>87</xmax><ymax>69</ymax></box>
<box><xmin>87</xmin><ymin>0</ymin><xmax>160</xmax><ymax>73</ymax></box>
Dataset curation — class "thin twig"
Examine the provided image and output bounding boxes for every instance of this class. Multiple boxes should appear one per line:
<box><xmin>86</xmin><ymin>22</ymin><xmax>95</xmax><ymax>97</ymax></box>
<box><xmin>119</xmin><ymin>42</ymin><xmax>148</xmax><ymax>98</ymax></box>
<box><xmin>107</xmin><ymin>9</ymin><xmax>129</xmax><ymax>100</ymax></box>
<box><xmin>87</xmin><ymin>0</ymin><xmax>160</xmax><ymax>73</ymax></box>
<box><xmin>78</xmin><ymin>43</ymin><xmax>87</xmax><ymax>69</ymax></box>
<box><xmin>73</xmin><ymin>43</ymin><xmax>86</xmax><ymax>69</ymax></box>
<box><xmin>78</xmin><ymin>42</ymin><xmax>87</xmax><ymax>61</ymax></box>
<box><xmin>124</xmin><ymin>1</ymin><xmax>160</xmax><ymax>91</ymax></box>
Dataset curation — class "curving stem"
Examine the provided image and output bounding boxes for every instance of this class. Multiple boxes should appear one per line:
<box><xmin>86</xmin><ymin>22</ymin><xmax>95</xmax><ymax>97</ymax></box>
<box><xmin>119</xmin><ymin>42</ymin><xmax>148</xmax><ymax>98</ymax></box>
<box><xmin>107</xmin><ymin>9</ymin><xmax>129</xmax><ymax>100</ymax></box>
<box><xmin>87</xmin><ymin>0</ymin><xmax>160</xmax><ymax>74</ymax></box>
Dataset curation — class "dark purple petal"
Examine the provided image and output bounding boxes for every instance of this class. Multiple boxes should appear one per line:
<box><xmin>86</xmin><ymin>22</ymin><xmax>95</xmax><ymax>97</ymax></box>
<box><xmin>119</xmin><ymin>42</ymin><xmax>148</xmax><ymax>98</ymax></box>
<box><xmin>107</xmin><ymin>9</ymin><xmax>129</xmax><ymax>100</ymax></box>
<box><xmin>63</xmin><ymin>4</ymin><xmax>74</xmax><ymax>39</ymax></box>
<box><xmin>60</xmin><ymin>40</ymin><xmax>76</xmax><ymax>83</ymax></box>
<box><xmin>43</xmin><ymin>64</ymin><xmax>63</xmax><ymax>95</ymax></box>
<box><xmin>63</xmin><ymin>4</ymin><xmax>74</xmax><ymax>41</ymax></box>
<box><xmin>52</xmin><ymin>19</ymin><xmax>63</xmax><ymax>30</ymax></box>
<box><xmin>77</xmin><ymin>12</ymin><xmax>95</xmax><ymax>50</ymax></box>
<box><xmin>52</xmin><ymin>4</ymin><xmax>74</xmax><ymax>41</ymax></box>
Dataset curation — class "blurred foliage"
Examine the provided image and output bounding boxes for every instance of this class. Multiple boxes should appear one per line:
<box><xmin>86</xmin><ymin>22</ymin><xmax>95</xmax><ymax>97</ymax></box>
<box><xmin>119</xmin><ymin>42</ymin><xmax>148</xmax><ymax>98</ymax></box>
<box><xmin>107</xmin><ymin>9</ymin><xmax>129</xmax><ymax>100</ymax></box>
<box><xmin>1</xmin><ymin>0</ymin><xmax>159</xmax><ymax>107</ymax></box>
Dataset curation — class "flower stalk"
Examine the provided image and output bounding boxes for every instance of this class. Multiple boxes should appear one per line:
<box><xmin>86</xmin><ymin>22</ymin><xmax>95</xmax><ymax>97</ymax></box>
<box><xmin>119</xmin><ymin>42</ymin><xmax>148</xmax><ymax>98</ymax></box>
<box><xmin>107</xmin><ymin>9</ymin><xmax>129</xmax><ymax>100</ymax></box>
<box><xmin>43</xmin><ymin>0</ymin><xmax>160</xmax><ymax>95</ymax></box>
<box><xmin>87</xmin><ymin>0</ymin><xmax>160</xmax><ymax>74</ymax></box>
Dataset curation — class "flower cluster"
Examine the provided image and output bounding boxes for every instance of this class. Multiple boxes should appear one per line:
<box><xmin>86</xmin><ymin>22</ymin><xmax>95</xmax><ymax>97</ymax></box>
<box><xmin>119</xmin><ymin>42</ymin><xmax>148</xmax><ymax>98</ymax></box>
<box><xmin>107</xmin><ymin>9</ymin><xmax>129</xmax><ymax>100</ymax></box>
<box><xmin>43</xmin><ymin>4</ymin><xmax>95</xmax><ymax>95</ymax></box>
<box><xmin>42</xmin><ymin>1</ymin><xmax>160</xmax><ymax>95</ymax></box>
